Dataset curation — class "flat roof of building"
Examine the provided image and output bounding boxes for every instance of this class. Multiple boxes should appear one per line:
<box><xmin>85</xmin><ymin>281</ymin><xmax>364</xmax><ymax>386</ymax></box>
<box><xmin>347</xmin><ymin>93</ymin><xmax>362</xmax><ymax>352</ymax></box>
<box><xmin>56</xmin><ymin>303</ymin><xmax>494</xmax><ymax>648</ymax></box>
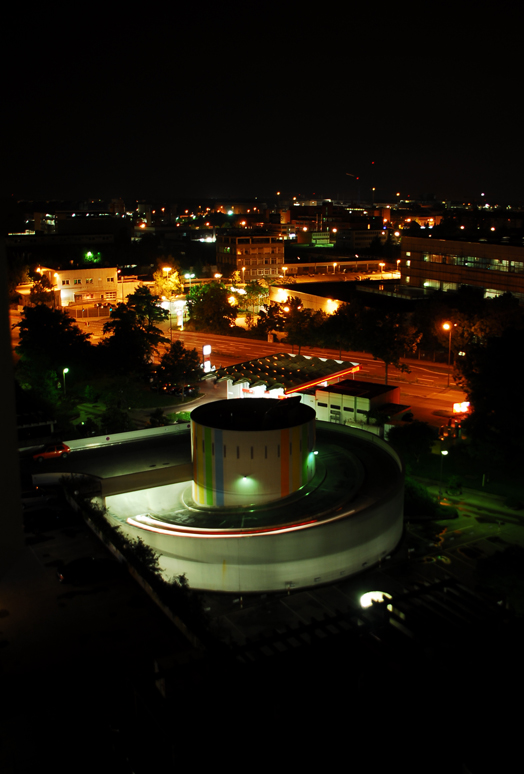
<box><xmin>206</xmin><ymin>353</ymin><xmax>359</xmax><ymax>393</ymax></box>
<box><xmin>316</xmin><ymin>379</ymin><xmax>396</xmax><ymax>398</ymax></box>
<box><xmin>192</xmin><ymin>397</ymin><xmax>314</xmax><ymax>431</ymax></box>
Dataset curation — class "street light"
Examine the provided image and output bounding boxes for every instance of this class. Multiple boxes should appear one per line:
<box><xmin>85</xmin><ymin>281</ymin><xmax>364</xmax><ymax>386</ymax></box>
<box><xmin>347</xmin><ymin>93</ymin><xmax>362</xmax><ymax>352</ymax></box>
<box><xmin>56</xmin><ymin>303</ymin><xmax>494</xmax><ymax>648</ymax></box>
<box><xmin>443</xmin><ymin>322</ymin><xmax>453</xmax><ymax>387</ymax></box>
<box><xmin>62</xmin><ymin>367</ymin><xmax>69</xmax><ymax>395</ymax></box>
<box><xmin>282</xmin><ymin>266</ymin><xmax>287</xmax><ymax>278</ymax></box>
<box><xmin>333</xmin><ymin>262</ymin><xmax>337</xmax><ymax>274</ymax></box>
<box><xmin>379</xmin><ymin>262</ymin><xmax>385</xmax><ymax>274</ymax></box>
<box><xmin>241</xmin><ymin>266</ymin><xmax>245</xmax><ymax>283</ymax></box>
<box><xmin>163</xmin><ymin>268</ymin><xmax>174</xmax><ymax>340</ymax></box>
<box><xmin>438</xmin><ymin>449</ymin><xmax>449</xmax><ymax>503</ymax></box>
<box><xmin>185</xmin><ymin>273</ymin><xmax>195</xmax><ymax>290</ymax></box>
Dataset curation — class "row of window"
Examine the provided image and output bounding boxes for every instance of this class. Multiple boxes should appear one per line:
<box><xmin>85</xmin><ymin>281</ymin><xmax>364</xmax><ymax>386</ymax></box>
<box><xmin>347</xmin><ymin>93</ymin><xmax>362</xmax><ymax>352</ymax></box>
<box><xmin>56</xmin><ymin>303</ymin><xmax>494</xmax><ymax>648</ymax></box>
<box><xmin>317</xmin><ymin>402</ymin><xmax>367</xmax><ymax>414</ymax></box>
<box><xmin>219</xmin><ymin>237</ymin><xmax>282</xmax><ymax>245</ymax></box>
<box><xmin>62</xmin><ymin>277</ymin><xmax>115</xmax><ymax>285</ymax></box>
<box><xmin>236</xmin><ymin>248</ymin><xmax>283</xmax><ymax>255</ymax></box>
<box><xmin>206</xmin><ymin>441</ymin><xmax>304</xmax><ymax>458</ymax></box>
<box><xmin>422</xmin><ymin>253</ymin><xmax>524</xmax><ymax>273</ymax></box>
<box><xmin>242</xmin><ymin>258</ymin><xmax>281</xmax><ymax>265</ymax></box>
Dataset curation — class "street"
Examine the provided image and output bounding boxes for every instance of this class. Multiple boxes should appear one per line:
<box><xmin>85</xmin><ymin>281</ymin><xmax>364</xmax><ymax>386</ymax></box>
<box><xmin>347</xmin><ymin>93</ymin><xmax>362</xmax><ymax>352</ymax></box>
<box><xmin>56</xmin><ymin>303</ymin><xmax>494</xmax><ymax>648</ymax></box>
<box><xmin>9</xmin><ymin>307</ymin><xmax>467</xmax><ymax>427</ymax></box>
<box><xmin>155</xmin><ymin>324</ymin><xmax>467</xmax><ymax>427</ymax></box>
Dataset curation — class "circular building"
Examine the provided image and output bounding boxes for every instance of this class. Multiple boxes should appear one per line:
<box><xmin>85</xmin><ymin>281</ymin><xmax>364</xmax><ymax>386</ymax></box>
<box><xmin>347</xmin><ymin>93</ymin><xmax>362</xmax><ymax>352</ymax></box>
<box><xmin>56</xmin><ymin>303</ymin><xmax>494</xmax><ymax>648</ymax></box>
<box><xmin>103</xmin><ymin>398</ymin><xmax>405</xmax><ymax>593</ymax></box>
<box><xmin>191</xmin><ymin>397</ymin><xmax>316</xmax><ymax>507</ymax></box>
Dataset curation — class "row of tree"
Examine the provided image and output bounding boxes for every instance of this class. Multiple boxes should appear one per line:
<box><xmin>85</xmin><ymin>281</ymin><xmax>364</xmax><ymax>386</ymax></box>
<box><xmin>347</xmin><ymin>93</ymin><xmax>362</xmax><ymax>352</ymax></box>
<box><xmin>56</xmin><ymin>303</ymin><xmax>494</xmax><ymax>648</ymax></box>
<box><xmin>15</xmin><ymin>286</ymin><xmax>202</xmax><ymax>406</ymax></box>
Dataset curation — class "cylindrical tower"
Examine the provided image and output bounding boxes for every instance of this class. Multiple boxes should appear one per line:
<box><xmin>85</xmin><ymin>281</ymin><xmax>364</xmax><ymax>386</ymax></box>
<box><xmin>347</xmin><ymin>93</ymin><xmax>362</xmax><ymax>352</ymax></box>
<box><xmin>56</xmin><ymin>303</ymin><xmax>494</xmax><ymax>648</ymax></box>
<box><xmin>191</xmin><ymin>397</ymin><xmax>316</xmax><ymax>507</ymax></box>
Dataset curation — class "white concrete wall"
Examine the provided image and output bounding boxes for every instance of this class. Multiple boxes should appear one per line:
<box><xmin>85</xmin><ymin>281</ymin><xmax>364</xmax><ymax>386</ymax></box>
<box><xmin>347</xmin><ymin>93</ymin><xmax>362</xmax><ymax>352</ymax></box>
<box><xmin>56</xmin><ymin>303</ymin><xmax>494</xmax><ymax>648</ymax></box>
<box><xmin>108</xmin><ymin>483</ymin><xmax>403</xmax><ymax>593</ymax></box>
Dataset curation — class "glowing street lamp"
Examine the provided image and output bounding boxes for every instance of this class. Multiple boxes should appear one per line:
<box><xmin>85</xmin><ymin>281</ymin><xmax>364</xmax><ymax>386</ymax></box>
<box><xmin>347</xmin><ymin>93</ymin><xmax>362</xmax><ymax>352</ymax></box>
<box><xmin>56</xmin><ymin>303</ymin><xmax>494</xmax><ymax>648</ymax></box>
<box><xmin>62</xmin><ymin>367</ymin><xmax>69</xmax><ymax>395</ymax></box>
<box><xmin>282</xmin><ymin>266</ymin><xmax>287</xmax><ymax>278</ymax></box>
<box><xmin>333</xmin><ymin>262</ymin><xmax>337</xmax><ymax>274</ymax></box>
<box><xmin>443</xmin><ymin>322</ymin><xmax>453</xmax><ymax>387</ymax></box>
<box><xmin>185</xmin><ymin>273</ymin><xmax>195</xmax><ymax>290</ymax></box>
<box><xmin>439</xmin><ymin>448</ymin><xmax>449</xmax><ymax>503</ymax></box>
<box><xmin>379</xmin><ymin>262</ymin><xmax>385</xmax><ymax>274</ymax></box>
<box><xmin>241</xmin><ymin>266</ymin><xmax>245</xmax><ymax>283</ymax></box>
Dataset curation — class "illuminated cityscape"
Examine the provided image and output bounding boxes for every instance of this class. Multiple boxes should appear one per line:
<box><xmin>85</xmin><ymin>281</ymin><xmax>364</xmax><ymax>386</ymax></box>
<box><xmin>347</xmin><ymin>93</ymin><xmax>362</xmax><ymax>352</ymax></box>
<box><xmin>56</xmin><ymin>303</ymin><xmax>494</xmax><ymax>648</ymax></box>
<box><xmin>2</xmin><ymin>9</ymin><xmax>523</xmax><ymax>773</ymax></box>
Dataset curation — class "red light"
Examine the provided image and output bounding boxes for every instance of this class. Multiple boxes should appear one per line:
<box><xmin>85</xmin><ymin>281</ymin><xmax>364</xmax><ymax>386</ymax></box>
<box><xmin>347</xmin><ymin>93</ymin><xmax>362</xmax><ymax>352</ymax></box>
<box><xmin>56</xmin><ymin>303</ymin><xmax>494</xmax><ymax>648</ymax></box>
<box><xmin>285</xmin><ymin>365</ymin><xmax>360</xmax><ymax>395</ymax></box>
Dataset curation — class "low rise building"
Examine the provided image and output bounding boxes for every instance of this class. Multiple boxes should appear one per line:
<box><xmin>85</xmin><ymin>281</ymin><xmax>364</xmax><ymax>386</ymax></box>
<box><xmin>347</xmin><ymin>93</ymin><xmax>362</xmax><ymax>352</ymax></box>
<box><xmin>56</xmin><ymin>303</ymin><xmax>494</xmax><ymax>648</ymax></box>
<box><xmin>54</xmin><ymin>267</ymin><xmax>118</xmax><ymax>306</ymax></box>
<box><xmin>207</xmin><ymin>355</ymin><xmax>407</xmax><ymax>435</ymax></box>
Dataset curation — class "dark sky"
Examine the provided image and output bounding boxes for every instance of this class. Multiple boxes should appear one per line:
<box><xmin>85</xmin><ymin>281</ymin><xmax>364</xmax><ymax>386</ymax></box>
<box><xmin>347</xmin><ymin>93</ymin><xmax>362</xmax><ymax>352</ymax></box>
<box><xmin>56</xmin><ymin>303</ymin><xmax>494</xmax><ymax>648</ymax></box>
<box><xmin>4</xmin><ymin>9</ymin><xmax>523</xmax><ymax>204</ymax></box>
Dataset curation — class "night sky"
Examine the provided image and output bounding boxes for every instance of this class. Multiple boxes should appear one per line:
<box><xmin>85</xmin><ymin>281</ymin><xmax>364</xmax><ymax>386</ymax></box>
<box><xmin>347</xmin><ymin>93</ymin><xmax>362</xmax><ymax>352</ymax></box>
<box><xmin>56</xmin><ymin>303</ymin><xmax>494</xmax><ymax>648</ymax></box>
<box><xmin>4</xmin><ymin>9</ymin><xmax>523</xmax><ymax>204</ymax></box>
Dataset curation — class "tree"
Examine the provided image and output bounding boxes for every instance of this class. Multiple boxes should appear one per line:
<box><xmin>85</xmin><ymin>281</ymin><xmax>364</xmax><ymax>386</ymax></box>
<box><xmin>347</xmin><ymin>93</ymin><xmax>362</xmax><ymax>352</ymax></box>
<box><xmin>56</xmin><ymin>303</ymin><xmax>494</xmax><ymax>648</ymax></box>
<box><xmin>243</xmin><ymin>280</ymin><xmax>269</xmax><ymax>312</ymax></box>
<box><xmin>284</xmin><ymin>297</ymin><xmax>326</xmax><ymax>354</ymax></box>
<box><xmin>458</xmin><ymin>327</ymin><xmax>524</xmax><ymax>461</ymax></box>
<box><xmin>7</xmin><ymin>255</ymin><xmax>30</xmax><ymax>301</ymax></box>
<box><xmin>185</xmin><ymin>282</ymin><xmax>237</xmax><ymax>332</ymax></box>
<box><xmin>387</xmin><ymin>421</ymin><xmax>436</xmax><ymax>471</ymax></box>
<box><xmin>126</xmin><ymin>285</ymin><xmax>169</xmax><ymax>332</ymax></box>
<box><xmin>16</xmin><ymin>305</ymin><xmax>92</xmax><ymax>396</ymax></box>
<box><xmin>157</xmin><ymin>340</ymin><xmax>202</xmax><ymax>390</ymax></box>
<box><xmin>152</xmin><ymin>267</ymin><xmax>183</xmax><ymax>299</ymax></box>
<box><xmin>361</xmin><ymin>309</ymin><xmax>421</xmax><ymax>383</ymax></box>
<box><xmin>29</xmin><ymin>275</ymin><xmax>55</xmax><ymax>307</ymax></box>
<box><xmin>254</xmin><ymin>301</ymin><xmax>286</xmax><ymax>335</ymax></box>
<box><xmin>102</xmin><ymin>286</ymin><xmax>168</xmax><ymax>372</ymax></box>
<box><xmin>319</xmin><ymin>301</ymin><xmax>364</xmax><ymax>357</ymax></box>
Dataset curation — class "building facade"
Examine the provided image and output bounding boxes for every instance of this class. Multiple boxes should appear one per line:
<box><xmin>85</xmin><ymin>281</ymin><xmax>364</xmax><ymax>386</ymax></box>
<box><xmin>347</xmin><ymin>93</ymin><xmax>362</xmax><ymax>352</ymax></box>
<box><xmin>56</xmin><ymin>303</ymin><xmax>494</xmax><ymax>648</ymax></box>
<box><xmin>54</xmin><ymin>267</ymin><xmax>119</xmax><ymax>306</ymax></box>
<box><xmin>216</xmin><ymin>233</ymin><xmax>284</xmax><ymax>279</ymax></box>
<box><xmin>400</xmin><ymin>236</ymin><xmax>524</xmax><ymax>299</ymax></box>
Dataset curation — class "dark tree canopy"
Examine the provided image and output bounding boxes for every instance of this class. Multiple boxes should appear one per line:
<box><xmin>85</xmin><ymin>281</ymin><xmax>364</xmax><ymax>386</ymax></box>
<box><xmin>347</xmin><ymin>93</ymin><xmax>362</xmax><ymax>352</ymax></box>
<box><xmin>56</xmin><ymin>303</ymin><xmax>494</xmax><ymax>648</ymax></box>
<box><xmin>102</xmin><ymin>286</ymin><xmax>168</xmax><ymax>373</ymax></box>
<box><xmin>319</xmin><ymin>301</ymin><xmax>365</xmax><ymax>357</ymax></box>
<box><xmin>284</xmin><ymin>297</ymin><xmax>326</xmax><ymax>354</ymax></box>
<box><xmin>459</xmin><ymin>327</ymin><xmax>524</xmax><ymax>460</ymax></box>
<box><xmin>254</xmin><ymin>301</ymin><xmax>287</xmax><ymax>335</ymax></box>
<box><xmin>16</xmin><ymin>305</ymin><xmax>92</xmax><ymax>395</ymax></box>
<box><xmin>185</xmin><ymin>282</ymin><xmax>237</xmax><ymax>332</ymax></box>
<box><xmin>157</xmin><ymin>340</ymin><xmax>202</xmax><ymax>389</ymax></box>
<box><xmin>387</xmin><ymin>421</ymin><xmax>436</xmax><ymax>471</ymax></box>
<box><xmin>361</xmin><ymin>309</ymin><xmax>421</xmax><ymax>383</ymax></box>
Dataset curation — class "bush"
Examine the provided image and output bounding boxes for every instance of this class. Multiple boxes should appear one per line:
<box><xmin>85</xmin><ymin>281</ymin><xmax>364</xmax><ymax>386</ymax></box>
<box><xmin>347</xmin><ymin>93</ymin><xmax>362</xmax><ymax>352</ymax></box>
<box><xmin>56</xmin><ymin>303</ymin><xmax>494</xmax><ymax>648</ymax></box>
<box><xmin>149</xmin><ymin>407</ymin><xmax>166</xmax><ymax>427</ymax></box>
<box><xmin>404</xmin><ymin>479</ymin><xmax>438</xmax><ymax>519</ymax></box>
<box><xmin>447</xmin><ymin>475</ymin><xmax>463</xmax><ymax>494</ymax></box>
<box><xmin>504</xmin><ymin>496</ymin><xmax>524</xmax><ymax>511</ymax></box>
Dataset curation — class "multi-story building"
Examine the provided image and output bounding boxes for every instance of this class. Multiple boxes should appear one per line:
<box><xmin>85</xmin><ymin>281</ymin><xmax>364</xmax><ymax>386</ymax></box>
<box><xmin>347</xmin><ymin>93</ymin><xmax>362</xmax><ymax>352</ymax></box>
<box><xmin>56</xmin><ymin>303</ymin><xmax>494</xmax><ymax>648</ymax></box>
<box><xmin>400</xmin><ymin>236</ymin><xmax>524</xmax><ymax>300</ymax></box>
<box><xmin>54</xmin><ymin>267</ymin><xmax>119</xmax><ymax>306</ymax></box>
<box><xmin>216</xmin><ymin>233</ymin><xmax>284</xmax><ymax>280</ymax></box>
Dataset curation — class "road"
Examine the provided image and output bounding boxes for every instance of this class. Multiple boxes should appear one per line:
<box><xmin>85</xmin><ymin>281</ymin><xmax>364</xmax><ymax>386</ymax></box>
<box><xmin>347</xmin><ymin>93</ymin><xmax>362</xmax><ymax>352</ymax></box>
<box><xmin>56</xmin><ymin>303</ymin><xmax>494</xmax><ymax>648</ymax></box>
<box><xmin>156</xmin><ymin>325</ymin><xmax>467</xmax><ymax>427</ymax></box>
<box><xmin>10</xmin><ymin>308</ymin><xmax>466</xmax><ymax>427</ymax></box>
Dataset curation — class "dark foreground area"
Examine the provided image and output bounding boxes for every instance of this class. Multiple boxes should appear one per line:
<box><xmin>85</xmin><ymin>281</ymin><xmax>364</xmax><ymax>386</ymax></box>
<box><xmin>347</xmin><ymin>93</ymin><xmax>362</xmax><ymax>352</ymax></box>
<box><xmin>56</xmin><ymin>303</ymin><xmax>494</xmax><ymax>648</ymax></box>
<box><xmin>2</xmin><ymin>474</ymin><xmax>523</xmax><ymax>773</ymax></box>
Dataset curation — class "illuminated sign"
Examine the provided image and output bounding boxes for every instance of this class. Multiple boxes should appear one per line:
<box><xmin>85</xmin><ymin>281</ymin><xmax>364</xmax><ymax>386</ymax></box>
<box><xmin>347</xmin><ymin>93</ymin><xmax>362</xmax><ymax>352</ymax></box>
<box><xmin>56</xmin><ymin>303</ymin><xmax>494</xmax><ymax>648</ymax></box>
<box><xmin>453</xmin><ymin>401</ymin><xmax>470</xmax><ymax>414</ymax></box>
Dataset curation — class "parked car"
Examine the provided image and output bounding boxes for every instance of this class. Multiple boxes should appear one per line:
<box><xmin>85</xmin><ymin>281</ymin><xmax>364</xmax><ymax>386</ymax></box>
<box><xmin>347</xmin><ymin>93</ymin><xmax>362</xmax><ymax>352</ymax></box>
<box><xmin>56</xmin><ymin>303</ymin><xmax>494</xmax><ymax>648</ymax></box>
<box><xmin>33</xmin><ymin>443</ymin><xmax>71</xmax><ymax>463</ymax></box>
